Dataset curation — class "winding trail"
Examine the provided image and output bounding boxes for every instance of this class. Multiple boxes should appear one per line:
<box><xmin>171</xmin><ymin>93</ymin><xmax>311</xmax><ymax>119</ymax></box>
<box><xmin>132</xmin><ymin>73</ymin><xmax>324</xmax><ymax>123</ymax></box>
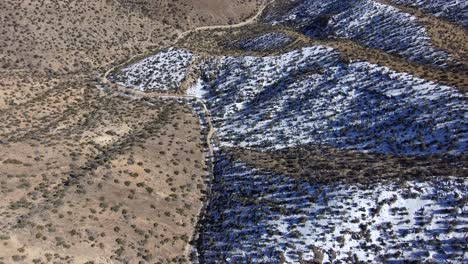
<box><xmin>174</xmin><ymin>1</ymin><xmax>270</xmax><ymax>43</ymax></box>
<box><xmin>101</xmin><ymin>0</ymin><xmax>270</xmax><ymax>157</ymax></box>
<box><xmin>103</xmin><ymin>0</ymin><xmax>269</xmax><ymax>82</ymax></box>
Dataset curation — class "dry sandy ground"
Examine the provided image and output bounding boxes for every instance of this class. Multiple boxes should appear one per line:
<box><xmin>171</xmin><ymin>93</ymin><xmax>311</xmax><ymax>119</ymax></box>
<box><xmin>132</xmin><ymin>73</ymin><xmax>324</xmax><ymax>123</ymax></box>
<box><xmin>0</xmin><ymin>0</ymin><xmax>264</xmax><ymax>75</ymax></box>
<box><xmin>0</xmin><ymin>77</ymin><xmax>209</xmax><ymax>263</ymax></box>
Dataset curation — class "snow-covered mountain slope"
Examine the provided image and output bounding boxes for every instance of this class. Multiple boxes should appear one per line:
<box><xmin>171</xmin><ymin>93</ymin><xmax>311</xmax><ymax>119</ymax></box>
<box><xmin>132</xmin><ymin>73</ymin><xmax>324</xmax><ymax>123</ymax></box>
<box><xmin>263</xmin><ymin>0</ymin><xmax>452</xmax><ymax>67</ymax></box>
<box><xmin>110</xmin><ymin>48</ymin><xmax>193</xmax><ymax>92</ymax></box>
<box><xmin>392</xmin><ymin>0</ymin><xmax>468</xmax><ymax>29</ymax></box>
<box><xmin>199</xmin><ymin>46</ymin><xmax>467</xmax><ymax>155</ymax></box>
<box><xmin>198</xmin><ymin>152</ymin><xmax>467</xmax><ymax>263</ymax></box>
<box><xmin>230</xmin><ymin>32</ymin><xmax>294</xmax><ymax>52</ymax></box>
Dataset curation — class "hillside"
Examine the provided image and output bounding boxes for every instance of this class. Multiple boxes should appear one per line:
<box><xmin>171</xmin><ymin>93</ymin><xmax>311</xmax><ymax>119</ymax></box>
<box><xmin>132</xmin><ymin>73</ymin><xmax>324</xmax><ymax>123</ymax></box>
<box><xmin>390</xmin><ymin>0</ymin><xmax>468</xmax><ymax>29</ymax></box>
<box><xmin>198</xmin><ymin>151</ymin><xmax>466</xmax><ymax>262</ymax></box>
<box><xmin>1</xmin><ymin>0</ymin><xmax>467</xmax><ymax>263</ymax></box>
<box><xmin>0</xmin><ymin>0</ymin><xmax>264</xmax><ymax>74</ymax></box>
<box><xmin>0</xmin><ymin>0</ymin><xmax>264</xmax><ymax>263</ymax></box>
<box><xmin>110</xmin><ymin>0</ymin><xmax>467</xmax><ymax>263</ymax></box>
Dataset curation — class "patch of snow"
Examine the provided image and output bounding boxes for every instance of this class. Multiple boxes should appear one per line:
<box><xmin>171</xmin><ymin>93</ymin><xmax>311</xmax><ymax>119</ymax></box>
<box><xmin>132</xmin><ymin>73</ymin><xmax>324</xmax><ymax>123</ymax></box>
<box><xmin>111</xmin><ymin>48</ymin><xmax>193</xmax><ymax>92</ymax></box>
<box><xmin>186</xmin><ymin>78</ymin><xmax>208</xmax><ymax>98</ymax></box>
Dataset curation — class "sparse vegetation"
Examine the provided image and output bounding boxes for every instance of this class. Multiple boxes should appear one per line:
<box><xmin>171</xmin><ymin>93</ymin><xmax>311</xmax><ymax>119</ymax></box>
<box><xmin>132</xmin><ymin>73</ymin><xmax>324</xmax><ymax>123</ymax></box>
<box><xmin>1</xmin><ymin>0</ymin><xmax>466</xmax><ymax>263</ymax></box>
